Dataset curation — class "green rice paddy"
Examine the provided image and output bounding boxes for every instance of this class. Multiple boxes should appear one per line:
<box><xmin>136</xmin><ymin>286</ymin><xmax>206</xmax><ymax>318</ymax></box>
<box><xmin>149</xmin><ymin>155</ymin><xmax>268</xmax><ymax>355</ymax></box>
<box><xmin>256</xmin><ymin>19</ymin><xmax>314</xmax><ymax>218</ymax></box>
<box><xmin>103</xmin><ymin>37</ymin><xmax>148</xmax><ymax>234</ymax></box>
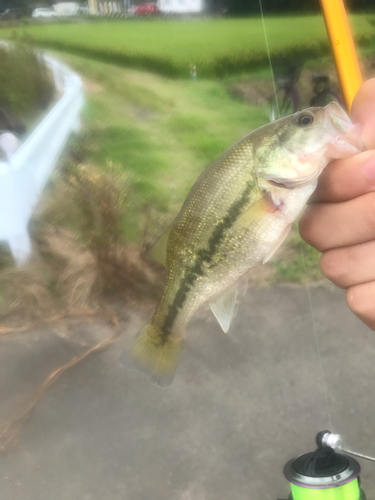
<box><xmin>2</xmin><ymin>14</ymin><xmax>375</xmax><ymax>77</ymax></box>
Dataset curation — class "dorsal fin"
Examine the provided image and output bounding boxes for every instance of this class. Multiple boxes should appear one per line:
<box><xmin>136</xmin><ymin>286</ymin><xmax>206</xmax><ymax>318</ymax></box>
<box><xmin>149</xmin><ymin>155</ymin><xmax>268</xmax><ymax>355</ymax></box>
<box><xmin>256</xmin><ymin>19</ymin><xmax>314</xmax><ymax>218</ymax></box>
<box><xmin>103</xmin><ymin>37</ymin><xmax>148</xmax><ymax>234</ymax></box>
<box><xmin>147</xmin><ymin>225</ymin><xmax>173</xmax><ymax>268</ymax></box>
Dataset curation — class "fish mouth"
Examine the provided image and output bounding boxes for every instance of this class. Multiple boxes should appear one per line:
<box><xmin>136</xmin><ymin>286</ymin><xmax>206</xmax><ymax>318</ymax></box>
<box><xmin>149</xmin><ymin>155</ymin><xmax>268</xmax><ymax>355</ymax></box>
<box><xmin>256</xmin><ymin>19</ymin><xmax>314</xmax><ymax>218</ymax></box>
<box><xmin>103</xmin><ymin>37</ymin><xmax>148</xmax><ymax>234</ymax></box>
<box><xmin>266</xmin><ymin>179</ymin><xmax>294</xmax><ymax>190</ymax></box>
<box><xmin>263</xmin><ymin>176</ymin><xmax>317</xmax><ymax>190</ymax></box>
<box><xmin>324</xmin><ymin>102</ymin><xmax>365</xmax><ymax>156</ymax></box>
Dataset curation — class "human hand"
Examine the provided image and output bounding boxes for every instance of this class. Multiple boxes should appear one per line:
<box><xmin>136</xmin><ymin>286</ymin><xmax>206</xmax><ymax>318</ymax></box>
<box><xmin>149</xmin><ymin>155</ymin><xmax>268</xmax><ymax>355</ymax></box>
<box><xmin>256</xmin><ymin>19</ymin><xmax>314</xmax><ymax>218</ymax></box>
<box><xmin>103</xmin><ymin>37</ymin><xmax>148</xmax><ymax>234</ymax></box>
<box><xmin>299</xmin><ymin>79</ymin><xmax>375</xmax><ymax>330</ymax></box>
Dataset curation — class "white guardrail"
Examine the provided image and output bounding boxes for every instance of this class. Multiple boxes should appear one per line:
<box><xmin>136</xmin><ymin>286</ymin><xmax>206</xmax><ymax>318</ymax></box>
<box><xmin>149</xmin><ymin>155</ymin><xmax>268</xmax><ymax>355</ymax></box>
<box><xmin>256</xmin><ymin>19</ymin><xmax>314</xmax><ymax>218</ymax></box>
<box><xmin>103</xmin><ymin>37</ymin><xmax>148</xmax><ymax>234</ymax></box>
<box><xmin>0</xmin><ymin>52</ymin><xmax>84</xmax><ymax>264</ymax></box>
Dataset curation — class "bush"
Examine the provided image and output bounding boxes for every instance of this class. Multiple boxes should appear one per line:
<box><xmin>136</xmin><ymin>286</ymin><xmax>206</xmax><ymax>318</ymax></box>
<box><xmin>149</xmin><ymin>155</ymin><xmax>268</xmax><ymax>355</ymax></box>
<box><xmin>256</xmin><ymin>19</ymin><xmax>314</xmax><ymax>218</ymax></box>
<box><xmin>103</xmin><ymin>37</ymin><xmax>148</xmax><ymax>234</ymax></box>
<box><xmin>0</xmin><ymin>40</ymin><xmax>55</xmax><ymax>133</ymax></box>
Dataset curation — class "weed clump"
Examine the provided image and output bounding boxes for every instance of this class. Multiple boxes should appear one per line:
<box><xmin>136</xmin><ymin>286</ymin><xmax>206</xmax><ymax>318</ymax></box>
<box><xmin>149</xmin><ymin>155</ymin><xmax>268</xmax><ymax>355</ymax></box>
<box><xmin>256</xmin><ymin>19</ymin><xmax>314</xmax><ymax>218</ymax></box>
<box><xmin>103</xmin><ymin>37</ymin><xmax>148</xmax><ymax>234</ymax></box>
<box><xmin>0</xmin><ymin>162</ymin><xmax>162</xmax><ymax>328</ymax></box>
<box><xmin>59</xmin><ymin>164</ymin><xmax>161</xmax><ymax>299</ymax></box>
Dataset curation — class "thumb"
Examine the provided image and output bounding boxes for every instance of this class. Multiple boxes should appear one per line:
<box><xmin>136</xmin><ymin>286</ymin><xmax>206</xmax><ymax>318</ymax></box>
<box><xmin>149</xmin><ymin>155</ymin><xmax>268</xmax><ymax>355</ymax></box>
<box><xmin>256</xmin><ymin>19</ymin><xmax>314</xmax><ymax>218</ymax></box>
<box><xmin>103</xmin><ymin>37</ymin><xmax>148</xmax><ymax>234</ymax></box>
<box><xmin>351</xmin><ymin>78</ymin><xmax>375</xmax><ymax>150</ymax></box>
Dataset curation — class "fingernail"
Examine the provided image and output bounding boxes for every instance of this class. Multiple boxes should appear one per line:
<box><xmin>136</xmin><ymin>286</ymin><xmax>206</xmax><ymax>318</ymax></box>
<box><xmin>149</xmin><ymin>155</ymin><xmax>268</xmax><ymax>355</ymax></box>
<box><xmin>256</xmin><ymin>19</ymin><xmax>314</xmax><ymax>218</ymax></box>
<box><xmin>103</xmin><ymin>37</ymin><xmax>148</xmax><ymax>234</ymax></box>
<box><xmin>364</xmin><ymin>157</ymin><xmax>375</xmax><ymax>184</ymax></box>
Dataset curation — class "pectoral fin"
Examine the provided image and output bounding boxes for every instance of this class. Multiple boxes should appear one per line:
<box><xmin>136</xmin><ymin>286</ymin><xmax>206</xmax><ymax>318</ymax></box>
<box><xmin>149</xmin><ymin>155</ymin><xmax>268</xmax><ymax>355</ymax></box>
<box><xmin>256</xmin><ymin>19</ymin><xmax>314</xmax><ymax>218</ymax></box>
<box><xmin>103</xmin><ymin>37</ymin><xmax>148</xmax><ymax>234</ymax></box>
<box><xmin>209</xmin><ymin>283</ymin><xmax>238</xmax><ymax>333</ymax></box>
<box><xmin>231</xmin><ymin>196</ymin><xmax>273</xmax><ymax>233</ymax></box>
<box><xmin>262</xmin><ymin>224</ymin><xmax>292</xmax><ymax>264</ymax></box>
<box><xmin>147</xmin><ymin>225</ymin><xmax>173</xmax><ymax>268</ymax></box>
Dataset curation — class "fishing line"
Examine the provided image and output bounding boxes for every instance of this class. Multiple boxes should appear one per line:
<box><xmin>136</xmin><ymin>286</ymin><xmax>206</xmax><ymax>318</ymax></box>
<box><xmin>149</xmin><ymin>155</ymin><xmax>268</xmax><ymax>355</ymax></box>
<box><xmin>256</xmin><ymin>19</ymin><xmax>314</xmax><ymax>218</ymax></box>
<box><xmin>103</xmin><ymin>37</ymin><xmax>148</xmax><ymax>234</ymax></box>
<box><xmin>257</xmin><ymin>0</ymin><xmax>279</xmax><ymax>119</ymax></box>
<box><xmin>258</xmin><ymin>0</ymin><xmax>334</xmax><ymax>431</ymax></box>
<box><xmin>299</xmin><ymin>241</ymin><xmax>334</xmax><ymax>432</ymax></box>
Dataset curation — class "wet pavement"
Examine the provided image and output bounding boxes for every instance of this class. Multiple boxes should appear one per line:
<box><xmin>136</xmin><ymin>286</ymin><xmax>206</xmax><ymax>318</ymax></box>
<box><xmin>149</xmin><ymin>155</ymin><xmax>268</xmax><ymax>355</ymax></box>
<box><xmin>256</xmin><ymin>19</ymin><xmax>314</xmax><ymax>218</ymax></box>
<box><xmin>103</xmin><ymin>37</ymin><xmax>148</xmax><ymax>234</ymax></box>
<box><xmin>0</xmin><ymin>285</ymin><xmax>374</xmax><ymax>500</ymax></box>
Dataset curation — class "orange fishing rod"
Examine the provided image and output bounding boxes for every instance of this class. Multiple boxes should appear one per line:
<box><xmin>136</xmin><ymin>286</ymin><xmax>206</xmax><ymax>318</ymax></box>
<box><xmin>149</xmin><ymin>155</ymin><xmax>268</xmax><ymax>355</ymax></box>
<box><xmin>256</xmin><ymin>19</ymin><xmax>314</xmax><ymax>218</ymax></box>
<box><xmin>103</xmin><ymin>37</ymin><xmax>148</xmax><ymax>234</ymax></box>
<box><xmin>319</xmin><ymin>0</ymin><xmax>363</xmax><ymax>112</ymax></box>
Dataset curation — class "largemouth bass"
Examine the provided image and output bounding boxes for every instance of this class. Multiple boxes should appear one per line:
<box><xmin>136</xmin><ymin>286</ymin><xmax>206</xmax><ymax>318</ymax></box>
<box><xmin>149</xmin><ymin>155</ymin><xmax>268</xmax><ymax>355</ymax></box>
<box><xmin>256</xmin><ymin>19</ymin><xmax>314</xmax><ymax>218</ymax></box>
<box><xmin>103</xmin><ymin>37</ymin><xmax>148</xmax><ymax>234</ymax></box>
<box><xmin>122</xmin><ymin>102</ymin><xmax>362</xmax><ymax>386</ymax></box>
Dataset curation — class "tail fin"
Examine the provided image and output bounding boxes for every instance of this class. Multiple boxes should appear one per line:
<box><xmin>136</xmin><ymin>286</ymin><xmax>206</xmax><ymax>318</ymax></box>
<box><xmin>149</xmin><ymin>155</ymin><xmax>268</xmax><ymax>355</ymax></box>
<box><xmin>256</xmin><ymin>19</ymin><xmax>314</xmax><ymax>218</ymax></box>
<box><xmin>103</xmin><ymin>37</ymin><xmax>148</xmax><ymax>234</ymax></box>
<box><xmin>121</xmin><ymin>322</ymin><xmax>183</xmax><ymax>388</ymax></box>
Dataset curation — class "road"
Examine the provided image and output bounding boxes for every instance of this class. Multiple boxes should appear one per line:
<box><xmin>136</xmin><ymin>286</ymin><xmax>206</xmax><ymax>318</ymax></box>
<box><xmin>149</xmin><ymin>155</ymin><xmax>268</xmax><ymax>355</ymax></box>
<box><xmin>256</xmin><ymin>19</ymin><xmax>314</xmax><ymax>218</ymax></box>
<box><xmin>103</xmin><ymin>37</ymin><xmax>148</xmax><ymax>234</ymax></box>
<box><xmin>0</xmin><ymin>285</ymin><xmax>374</xmax><ymax>500</ymax></box>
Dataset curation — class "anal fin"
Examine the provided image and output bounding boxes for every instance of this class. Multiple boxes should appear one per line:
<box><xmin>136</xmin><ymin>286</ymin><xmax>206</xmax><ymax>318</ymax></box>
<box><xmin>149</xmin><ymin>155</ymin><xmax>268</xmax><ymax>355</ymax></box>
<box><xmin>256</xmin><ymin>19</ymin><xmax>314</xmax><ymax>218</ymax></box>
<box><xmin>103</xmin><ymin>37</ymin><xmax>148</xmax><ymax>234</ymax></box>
<box><xmin>209</xmin><ymin>283</ymin><xmax>238</xmax><ymax>333</ymax></box>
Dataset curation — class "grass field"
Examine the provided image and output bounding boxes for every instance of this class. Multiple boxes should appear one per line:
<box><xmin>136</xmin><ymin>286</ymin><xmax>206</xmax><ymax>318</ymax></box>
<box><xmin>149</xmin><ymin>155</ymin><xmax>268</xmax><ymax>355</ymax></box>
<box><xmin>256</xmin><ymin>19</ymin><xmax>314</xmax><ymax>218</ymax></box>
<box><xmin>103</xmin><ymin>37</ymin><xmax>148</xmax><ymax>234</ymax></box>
<box><xmin>2</xmin><ymin>14</ymin><xmax>375</xmax><ymax>77</ymax></box>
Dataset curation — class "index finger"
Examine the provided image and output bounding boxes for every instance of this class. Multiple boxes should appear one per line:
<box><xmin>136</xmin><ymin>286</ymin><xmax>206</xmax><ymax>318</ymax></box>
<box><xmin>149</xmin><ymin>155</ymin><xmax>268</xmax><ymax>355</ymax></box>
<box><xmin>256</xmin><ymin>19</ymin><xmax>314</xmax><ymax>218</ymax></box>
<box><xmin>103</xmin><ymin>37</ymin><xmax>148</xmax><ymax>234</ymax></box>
<box><xmin>310</xmin><ymin>150</ymin><xmax>375</xmax><ymax>203</ymax></box>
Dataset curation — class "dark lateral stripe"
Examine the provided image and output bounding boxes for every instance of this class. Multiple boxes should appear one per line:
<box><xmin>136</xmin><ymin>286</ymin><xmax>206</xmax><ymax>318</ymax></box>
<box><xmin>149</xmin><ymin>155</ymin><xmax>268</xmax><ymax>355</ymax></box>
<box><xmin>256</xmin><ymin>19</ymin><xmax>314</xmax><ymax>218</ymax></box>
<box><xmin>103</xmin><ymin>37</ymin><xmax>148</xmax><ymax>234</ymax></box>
<box><xmin>161</xmin><ymin>181</ymin><xmax>254</xmax><ymax>337</ymax></box>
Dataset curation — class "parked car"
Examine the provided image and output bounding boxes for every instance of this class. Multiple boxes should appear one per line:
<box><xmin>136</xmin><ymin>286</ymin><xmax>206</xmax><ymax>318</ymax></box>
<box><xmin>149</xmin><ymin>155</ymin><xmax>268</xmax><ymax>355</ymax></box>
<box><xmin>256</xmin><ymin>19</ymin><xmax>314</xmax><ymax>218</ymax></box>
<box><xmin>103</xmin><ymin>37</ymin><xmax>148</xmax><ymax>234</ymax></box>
<box><xmin>53</xmin><ymin>1</ymin><xmax>80</xmax><ymax>16</ymax></box>
<box><xmin>32</xmin><ymin>7</ymin><xmax>57</xmax><ymax>17</ymax></box>
<box><xmin>0</xmin><ymin>8</ymin><xmax>21</xmax><ymax>19</ymax></box>
<box><xmin>132</xmin><ymin>3</ymin><xmax>159</xmax><ymax>15</ymax></box>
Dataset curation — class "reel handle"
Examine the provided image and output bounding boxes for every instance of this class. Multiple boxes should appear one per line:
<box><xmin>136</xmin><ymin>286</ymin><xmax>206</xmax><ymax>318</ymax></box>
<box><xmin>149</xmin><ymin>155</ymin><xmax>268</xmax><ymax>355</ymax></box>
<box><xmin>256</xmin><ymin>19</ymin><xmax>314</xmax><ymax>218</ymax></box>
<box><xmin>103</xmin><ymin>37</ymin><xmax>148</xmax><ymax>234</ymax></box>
<box><xmin>317</xmin><ymin>431</ymin><xmax>375</xmax><ymax>463</ymax></box>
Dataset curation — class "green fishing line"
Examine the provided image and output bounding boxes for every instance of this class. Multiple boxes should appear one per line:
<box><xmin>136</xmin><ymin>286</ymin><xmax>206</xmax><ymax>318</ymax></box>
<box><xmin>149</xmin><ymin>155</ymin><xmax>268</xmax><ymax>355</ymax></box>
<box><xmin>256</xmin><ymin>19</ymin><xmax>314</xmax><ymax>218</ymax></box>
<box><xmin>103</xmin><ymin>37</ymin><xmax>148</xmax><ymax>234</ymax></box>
<box><xmin>290</xmin><ymin>479</ymin><xmax>361</xmax><ymax>500</ymax></box>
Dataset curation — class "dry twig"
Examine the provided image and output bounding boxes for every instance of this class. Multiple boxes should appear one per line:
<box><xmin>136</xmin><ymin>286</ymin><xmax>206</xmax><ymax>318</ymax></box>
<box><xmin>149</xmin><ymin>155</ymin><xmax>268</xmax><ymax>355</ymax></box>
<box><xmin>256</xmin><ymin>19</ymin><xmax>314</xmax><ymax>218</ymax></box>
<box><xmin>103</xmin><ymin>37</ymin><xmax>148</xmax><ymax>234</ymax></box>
<box><xmin>0</xmin><ymin>306</ymin><xmax>121</xmax><ymax>451</ymax></box>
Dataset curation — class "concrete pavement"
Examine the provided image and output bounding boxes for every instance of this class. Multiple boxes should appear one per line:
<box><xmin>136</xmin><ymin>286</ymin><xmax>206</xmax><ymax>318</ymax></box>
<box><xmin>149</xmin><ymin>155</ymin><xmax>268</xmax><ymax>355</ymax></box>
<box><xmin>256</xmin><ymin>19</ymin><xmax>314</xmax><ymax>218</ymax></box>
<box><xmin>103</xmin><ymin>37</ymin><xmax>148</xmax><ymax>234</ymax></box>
<box><xmin>0</xmin><ymin>285</ymin><xmax>374</xmax><ymax>500</ymax></box>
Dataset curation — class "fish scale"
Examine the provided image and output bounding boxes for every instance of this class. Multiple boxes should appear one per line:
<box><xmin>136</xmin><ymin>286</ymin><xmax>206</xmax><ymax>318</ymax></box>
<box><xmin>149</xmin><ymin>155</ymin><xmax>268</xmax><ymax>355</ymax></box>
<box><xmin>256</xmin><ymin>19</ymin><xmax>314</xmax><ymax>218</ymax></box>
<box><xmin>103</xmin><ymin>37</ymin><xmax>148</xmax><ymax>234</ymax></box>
<box><xmin>121</xmin><ymin>102</ymin><xmax>363</xmax><ymax>387</ymax></box>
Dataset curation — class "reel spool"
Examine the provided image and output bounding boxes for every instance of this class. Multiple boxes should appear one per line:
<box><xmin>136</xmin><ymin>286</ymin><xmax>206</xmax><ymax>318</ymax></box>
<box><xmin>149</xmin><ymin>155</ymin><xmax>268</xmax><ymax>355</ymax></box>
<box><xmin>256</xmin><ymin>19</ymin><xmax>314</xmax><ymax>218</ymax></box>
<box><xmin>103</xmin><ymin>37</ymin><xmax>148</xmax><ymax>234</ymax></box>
<box><xmin>282</xmin><ymin>431</ymin><xmax>368</xmax><ymax>500</ymax></box>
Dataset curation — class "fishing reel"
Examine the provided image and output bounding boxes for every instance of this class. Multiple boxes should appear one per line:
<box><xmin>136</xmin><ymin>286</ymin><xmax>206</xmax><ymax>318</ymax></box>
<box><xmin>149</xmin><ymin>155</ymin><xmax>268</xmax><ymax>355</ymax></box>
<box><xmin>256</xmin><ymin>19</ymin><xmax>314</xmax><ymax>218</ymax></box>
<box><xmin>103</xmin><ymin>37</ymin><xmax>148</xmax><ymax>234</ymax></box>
<box><xmin>278</xmin><ymin>431</ymin><xmax>374</xmax><ymax>500</ymax></box>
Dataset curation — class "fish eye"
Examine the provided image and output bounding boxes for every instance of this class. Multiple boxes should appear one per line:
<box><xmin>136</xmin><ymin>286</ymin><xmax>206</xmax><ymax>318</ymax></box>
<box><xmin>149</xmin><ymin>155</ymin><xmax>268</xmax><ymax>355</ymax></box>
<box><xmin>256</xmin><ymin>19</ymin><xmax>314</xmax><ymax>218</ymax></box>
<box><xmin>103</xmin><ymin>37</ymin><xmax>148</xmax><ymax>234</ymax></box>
<box><xmin>297</xmin><ymin>113</ymin><xmax>314</xmax><ymax>126</ymax></box>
